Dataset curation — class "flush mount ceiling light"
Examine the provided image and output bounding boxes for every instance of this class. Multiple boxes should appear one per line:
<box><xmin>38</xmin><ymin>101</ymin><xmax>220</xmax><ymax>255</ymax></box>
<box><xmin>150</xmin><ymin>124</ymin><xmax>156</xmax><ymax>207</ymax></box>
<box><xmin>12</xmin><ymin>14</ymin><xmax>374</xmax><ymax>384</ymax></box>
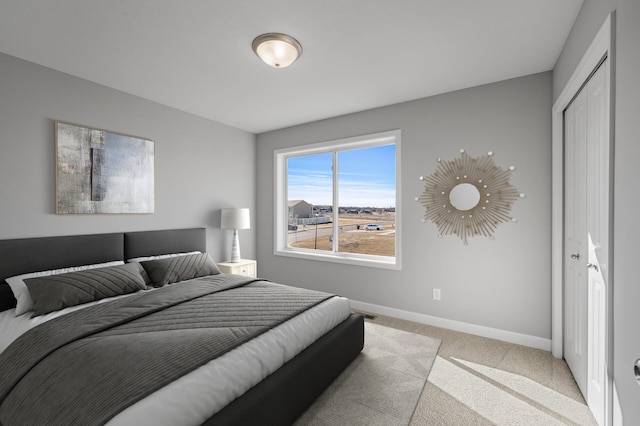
<box><xmin>252</xmin><ymin>33</ymin><xmax>302</xmax><ymax>68</ymax></box>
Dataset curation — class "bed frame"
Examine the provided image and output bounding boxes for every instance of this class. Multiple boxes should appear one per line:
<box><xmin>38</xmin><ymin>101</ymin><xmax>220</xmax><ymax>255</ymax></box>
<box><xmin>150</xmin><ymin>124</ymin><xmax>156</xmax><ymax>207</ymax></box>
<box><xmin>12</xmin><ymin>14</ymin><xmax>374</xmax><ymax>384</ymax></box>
<box><xmin>0</xmin><ymin>228</ymin><xmax>364</xmax><ymax>425</ymax></box>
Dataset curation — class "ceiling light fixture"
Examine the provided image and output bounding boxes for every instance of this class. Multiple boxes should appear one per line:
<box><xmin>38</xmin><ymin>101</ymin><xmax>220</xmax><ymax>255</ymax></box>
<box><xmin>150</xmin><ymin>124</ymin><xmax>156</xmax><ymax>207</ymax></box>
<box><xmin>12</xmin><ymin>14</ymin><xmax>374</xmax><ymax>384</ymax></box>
<box><xmin>252</xmin><ymin>33</ymin><xmax>302</xmax><ymax>68</ymax></box>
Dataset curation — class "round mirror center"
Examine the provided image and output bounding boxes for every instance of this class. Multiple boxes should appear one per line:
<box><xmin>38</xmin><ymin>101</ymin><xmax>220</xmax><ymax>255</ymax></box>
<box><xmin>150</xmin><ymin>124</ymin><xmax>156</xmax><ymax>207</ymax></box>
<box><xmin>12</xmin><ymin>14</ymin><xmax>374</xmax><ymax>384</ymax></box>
<box><xmin>449</xmin><ymin>183</ymin><xmax>481</xmax><ymax>211</ymax></box>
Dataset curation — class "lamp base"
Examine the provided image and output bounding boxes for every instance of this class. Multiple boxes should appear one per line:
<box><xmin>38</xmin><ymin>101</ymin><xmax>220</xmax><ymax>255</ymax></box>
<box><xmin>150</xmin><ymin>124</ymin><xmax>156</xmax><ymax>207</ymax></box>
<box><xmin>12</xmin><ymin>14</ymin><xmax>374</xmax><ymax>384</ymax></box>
<box><xmin>230</xmin><ymin>229</ymin><xmax>241</xmax><ymax>262</ymax></box>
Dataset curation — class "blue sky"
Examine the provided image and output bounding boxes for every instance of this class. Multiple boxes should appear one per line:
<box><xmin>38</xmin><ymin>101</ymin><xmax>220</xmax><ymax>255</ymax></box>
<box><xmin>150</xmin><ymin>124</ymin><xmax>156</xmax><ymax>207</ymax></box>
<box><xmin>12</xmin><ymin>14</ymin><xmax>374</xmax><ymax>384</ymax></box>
<box><xmin>287</xmin><ymin>144</ymin><xmax>396</xmax><ymax>208</ymax></box>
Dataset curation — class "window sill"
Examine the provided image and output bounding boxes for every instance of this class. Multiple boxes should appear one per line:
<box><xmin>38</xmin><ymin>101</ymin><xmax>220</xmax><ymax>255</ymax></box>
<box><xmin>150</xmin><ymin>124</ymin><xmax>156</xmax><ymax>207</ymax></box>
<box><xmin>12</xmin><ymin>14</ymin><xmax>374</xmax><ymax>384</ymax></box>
<box><xmin>274</xmin><ymin>248</ymin><xmax>400</xmax><ymax>270</ymax></box>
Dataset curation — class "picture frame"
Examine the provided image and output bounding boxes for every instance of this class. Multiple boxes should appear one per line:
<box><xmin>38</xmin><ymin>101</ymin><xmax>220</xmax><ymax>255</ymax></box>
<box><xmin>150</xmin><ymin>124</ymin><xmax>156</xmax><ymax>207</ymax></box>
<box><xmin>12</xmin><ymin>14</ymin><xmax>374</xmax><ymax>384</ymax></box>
<box><xmin>55</xmin><ymin>121</ymin><xmax>155</xmax><ymax>214</ymax></box>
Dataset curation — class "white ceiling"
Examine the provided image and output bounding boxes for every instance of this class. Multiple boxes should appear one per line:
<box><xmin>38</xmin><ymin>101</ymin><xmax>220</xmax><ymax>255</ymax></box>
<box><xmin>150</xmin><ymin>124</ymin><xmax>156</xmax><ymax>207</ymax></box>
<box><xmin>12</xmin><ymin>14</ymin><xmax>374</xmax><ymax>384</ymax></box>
<box><xmin>0</xmin><ymin>1</ymin><xmax>582</xmax><ymax>134</ymax></box>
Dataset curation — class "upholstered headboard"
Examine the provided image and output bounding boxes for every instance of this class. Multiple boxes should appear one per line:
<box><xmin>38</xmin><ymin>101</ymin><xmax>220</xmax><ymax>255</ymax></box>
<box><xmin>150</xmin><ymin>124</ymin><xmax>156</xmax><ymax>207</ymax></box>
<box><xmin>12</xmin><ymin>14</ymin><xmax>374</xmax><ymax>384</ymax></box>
<box><xmin>0</xmin><ymin>228</ymin><xmax>206</xmax><ymax>312</ymax></box>
<box><xmin>124</xmin><ymin>228</ymin><xmax>206</xmax><ymax>260</ymax></box>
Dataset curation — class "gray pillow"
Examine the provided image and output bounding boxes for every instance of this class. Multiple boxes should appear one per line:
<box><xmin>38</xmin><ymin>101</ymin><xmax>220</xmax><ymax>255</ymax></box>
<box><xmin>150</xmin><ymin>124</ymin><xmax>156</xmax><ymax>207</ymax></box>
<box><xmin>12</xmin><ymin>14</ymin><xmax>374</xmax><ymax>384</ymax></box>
<box><xmin>140</xmin><ymin>252</ymin><xmax>221</xmax><ymax>287</ymax></box>
<box><xmin>25</xmin><ymin>263</ymin><xmax>147</xmax><ymax>317</ymax></box>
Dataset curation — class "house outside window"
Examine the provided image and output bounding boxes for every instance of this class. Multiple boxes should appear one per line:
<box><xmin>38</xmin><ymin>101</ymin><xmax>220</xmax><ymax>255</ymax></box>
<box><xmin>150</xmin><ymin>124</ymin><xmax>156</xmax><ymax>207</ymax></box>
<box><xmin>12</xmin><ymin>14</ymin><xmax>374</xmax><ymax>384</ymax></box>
<box><xmin>274</xmin><ymin>130</ymin><xmax>400</xmax><ymax>269</ymax></box>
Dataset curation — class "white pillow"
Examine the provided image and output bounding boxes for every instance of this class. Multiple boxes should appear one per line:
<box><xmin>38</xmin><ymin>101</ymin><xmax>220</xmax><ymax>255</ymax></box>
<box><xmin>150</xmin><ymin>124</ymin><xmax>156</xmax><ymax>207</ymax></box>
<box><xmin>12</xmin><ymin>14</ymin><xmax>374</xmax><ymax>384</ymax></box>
<box><xmin>6</xmin><ymin>260</ymin><xmax>125</xmax><ymax>316</ymax></box>
<box><xmin>126</xmin><ymin>251</ymin><xmax>201</xmax><ymax>263</ymax></box>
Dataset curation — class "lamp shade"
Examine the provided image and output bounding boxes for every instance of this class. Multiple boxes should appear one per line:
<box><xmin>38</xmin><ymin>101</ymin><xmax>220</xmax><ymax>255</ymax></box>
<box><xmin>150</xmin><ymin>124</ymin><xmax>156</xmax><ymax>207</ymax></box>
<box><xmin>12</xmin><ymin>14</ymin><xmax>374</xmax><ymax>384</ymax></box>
<box><xmin>252</xmin><ymin>33</ymin><xmax>302</xmax><ymax>68</ymax></box>
<box><xmin>221</xmin><ymin>208</ymin><xmax>250</xmax><ymax>230</ymax></box>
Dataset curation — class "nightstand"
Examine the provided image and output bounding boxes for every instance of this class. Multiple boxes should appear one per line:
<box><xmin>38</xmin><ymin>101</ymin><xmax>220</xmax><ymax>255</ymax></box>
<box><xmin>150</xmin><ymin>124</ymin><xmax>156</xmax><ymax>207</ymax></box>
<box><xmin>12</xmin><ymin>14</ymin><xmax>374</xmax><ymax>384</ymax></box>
<box><xmin>216</xmin><ymin>259</ymin><xmax>257</xmax><ymax>278</ymax></box>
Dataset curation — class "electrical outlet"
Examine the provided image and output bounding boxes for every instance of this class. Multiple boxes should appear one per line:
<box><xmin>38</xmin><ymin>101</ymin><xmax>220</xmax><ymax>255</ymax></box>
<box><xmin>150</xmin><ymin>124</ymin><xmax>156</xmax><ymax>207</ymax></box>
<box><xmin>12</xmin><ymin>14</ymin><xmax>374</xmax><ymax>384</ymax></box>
<box><xmin>433</xmin><ymin>288</ymin><xmax>441</xmax><ymax>301</ymax></box>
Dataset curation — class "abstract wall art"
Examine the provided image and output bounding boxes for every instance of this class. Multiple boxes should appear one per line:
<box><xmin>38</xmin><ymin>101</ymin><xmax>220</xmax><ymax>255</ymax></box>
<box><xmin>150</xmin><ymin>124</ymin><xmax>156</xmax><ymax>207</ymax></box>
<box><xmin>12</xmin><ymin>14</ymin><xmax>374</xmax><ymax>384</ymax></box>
<box><xmin>56</xmin><ymin>121</ymin><xmax>155</xmax><ymax>214</ymax></box>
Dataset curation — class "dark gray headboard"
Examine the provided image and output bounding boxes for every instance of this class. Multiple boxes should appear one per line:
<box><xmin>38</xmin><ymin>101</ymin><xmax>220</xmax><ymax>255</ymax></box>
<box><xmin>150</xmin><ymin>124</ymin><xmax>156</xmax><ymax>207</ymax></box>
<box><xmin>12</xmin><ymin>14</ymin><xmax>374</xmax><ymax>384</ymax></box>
<box><xmin>0</xmin><ymin>227</ymin><xmax>206</xmax><ymax>312</ymax></box>
<box><xmin>124</xmin><ymin>228</ymin><xmax>206</xmax><ymax>260</ymax></box>
<box><xmin>0</xmin><ymin>233</ymin><xmax>123</xmax><ymax>312</ymax></box>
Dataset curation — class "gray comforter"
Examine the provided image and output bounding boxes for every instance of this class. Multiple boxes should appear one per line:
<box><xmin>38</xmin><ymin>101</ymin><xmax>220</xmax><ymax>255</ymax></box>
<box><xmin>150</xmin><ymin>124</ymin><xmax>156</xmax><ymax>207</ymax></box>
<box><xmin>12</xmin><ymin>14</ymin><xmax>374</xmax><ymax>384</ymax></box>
<box><xmin>0</xmin><ymin>274</ymin><xmax>334</xmax><ymax>425</ymax></box>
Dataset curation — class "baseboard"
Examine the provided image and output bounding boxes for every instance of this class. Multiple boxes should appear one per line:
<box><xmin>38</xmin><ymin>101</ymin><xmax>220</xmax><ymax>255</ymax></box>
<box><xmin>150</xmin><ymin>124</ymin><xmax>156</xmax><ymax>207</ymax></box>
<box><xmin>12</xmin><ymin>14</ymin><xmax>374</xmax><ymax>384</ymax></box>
<box><xmin>350</xmin><ymin>300</ymin><xmax>551</xmax><ymax>352</ymax></box>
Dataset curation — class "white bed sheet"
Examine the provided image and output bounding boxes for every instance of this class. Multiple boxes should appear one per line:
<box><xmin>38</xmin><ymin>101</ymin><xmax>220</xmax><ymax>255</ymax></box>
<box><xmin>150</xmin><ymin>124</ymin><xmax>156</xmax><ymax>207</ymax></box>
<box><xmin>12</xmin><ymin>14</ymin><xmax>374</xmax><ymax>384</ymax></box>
<box><xmin>0</xmin><ymin>287</ymin><xmax>351</xmax><ymax>426</ymax></box>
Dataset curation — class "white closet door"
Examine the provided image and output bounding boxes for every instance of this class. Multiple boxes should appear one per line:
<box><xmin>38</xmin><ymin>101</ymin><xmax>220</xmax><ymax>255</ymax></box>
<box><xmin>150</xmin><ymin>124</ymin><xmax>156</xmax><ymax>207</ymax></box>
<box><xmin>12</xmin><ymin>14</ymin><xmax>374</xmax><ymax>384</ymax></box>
<box><xmin>564</xmin><ymin>84</ymin><xmax>588</xmax><ymax>397</ymax></box>
<box><xmin>585</xmin><ymin>61</ymin><xmax>609</xmax><ymax>426</ymax></box>
<box><xmin>563</xmin><ymin>60</ymin><xmax>609</xmax><ymax>425</ymax></box>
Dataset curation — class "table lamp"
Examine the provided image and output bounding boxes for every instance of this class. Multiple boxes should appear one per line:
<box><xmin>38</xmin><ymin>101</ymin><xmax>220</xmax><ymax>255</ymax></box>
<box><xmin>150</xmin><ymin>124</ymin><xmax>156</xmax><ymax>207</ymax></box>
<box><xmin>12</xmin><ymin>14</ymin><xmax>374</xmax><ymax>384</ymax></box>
<box><xmin>221</xmin><ymin>208</ymin><xmax>250</xmax><ymax>262</ymax></box>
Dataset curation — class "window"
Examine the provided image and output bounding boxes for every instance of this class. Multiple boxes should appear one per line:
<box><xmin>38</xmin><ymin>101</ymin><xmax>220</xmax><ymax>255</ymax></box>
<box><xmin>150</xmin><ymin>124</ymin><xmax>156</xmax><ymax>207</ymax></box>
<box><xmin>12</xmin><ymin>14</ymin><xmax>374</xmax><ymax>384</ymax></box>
<box><xmin>275</xmin><ymin>130</ymin><xmax>400</xmax><ymax>269</ymax></box>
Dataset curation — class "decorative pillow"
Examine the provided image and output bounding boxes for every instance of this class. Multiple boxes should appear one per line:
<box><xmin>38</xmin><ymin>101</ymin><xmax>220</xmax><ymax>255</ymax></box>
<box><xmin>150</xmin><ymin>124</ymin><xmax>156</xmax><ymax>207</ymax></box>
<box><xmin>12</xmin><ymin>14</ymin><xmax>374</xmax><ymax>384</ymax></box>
<box><xmin>126</xmin><ymin>251</ymin><xmax>202</xmax><ymax>263</ymax></box>
<box><xmin>24</xmin><ymin>263</ymin><xmax>147</xmax><ymax>317</ymax></box>
<box><xmin>6</xmin><ymin>260</ymin><xmax>125</xmax><ymax>316</ymax></box>
<box><xmin>140</xmin><ymin>253</ymin><xmax>221</xmax><ymax>287</ymax></box>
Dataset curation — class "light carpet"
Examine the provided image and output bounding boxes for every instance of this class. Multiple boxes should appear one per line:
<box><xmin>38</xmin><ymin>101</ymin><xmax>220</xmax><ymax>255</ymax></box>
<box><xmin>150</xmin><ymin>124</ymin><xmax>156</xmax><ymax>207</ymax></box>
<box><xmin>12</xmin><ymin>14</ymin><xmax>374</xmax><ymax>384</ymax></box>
<box><xmin>367</xmin><ymin>314</ymin><xmax>597</xmax><ymax>425</ymax></box>
<box><xmin>295</xmin><ymin>322</ymin><xmax>441</xmax><ymax>426</ymax></box>
<box><xmin>423</xmin><ymin>356</ymin><xmax>597</xmax><ymax>425</ymax></box>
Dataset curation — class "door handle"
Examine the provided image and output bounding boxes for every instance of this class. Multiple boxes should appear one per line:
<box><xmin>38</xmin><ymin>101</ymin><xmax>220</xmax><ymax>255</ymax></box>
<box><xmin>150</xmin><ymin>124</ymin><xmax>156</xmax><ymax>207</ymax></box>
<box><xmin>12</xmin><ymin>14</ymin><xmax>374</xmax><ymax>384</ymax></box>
<box><xmin>571</xmin><ymin>253</ymin><xmax>581</xmax><ymax>260</ymax></box>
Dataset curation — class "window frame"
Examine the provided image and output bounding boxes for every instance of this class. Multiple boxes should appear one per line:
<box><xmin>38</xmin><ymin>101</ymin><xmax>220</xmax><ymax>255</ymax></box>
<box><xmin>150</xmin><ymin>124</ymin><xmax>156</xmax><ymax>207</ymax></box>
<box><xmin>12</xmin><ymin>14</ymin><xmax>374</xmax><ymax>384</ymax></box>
<box><xmin>274</xmin><ymin>129</ymin><xmax>401</xmax><ymax>270</ymax></box>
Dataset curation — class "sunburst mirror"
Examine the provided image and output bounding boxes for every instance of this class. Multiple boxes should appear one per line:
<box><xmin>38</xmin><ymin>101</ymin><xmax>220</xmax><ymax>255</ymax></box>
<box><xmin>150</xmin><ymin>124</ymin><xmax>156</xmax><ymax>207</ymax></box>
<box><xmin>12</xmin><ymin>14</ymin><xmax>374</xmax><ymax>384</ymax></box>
<box><xmin>417</xmin><ymin>149</ymin><xmax>523</xmax><ymax>244</ymax></box>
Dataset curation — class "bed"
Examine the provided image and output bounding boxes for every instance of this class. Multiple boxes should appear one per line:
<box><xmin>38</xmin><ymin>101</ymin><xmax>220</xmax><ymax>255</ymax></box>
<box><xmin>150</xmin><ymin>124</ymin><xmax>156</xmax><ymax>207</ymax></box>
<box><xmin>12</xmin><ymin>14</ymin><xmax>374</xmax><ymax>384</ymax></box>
<box><xmin>0</xmin><ymin>228</ymin><xmax>364</xmax><ymax>425</ymax></box>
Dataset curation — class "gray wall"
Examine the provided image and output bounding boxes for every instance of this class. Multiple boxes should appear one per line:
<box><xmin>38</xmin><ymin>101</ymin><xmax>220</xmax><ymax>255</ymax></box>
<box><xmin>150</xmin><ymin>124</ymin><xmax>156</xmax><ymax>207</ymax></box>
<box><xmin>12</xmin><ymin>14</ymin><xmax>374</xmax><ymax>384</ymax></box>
<box><xmin>0</xmin><ymin>53</ymin><xmax>256</xmax><ymax>262</ymax></box>
<box><xmin>554</xmin><ymin>0</ymin><xmax>640</xmax><ymax>422</ymax></box>
<box><xmin>257</xmin><ymin>72</ymin><xmax>552</xmax><ymax>341</ymax></box>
